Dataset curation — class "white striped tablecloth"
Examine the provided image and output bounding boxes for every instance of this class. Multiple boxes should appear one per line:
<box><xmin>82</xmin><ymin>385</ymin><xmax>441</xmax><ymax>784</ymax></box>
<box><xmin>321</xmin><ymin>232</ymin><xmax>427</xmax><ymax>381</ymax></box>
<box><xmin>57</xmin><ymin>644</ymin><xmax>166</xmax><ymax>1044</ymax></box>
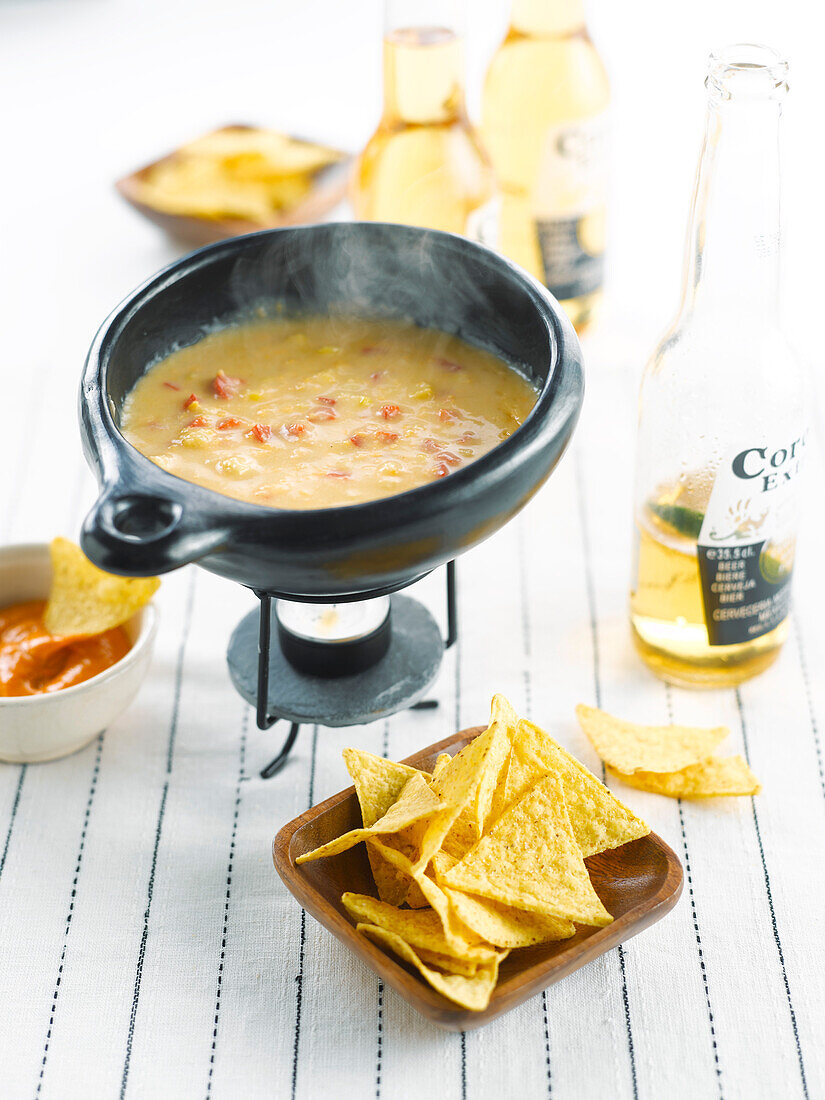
<box><xmin>1</xmin><ymin>328</ymin><xmax>823</xmax><ymax>1100</ymax></box>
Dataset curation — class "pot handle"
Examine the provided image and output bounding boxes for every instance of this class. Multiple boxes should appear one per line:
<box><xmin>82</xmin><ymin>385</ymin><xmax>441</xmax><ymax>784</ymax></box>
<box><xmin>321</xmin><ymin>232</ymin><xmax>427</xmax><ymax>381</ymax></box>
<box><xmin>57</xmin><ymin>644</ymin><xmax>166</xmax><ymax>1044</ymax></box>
<box><xmin>81</xmin><ymin>488</ymin><xmax>228</xmax><ymax>576</ymax></box>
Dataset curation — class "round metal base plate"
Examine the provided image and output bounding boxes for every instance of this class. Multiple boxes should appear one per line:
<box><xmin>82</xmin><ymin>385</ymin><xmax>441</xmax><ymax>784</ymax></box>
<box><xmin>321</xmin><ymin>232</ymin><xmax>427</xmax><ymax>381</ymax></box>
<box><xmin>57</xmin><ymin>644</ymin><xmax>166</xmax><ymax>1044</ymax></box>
<box><xmin>226</xmin><ymin>595</ymin><xmax>443</xmax><ymax>727</ymax></box>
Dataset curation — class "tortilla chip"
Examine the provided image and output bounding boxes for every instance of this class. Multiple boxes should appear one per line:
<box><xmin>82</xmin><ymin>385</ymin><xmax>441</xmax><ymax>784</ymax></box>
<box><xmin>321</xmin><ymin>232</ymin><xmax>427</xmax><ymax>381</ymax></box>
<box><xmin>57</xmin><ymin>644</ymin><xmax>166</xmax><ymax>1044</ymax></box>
<box><xmin>576</xmin><ymin>703</ymin><xmax>729</xmax><ymax>774</ymax></box>
<box><xmin>474</xmin><ymin>695</ymin><xmax>516</xmax><ymax>835</ymax></box>
<box><xmin>44</xmin><ymin>537</ymin><xmax>159</xmax><ymax>637</ymax></box>
<box><xmin>440</xmin><ymin>813</ymin><xmax>478</xmax><ymax>861</ymax></box>
<box><xmin>414</xmin><ymin>947</ymin><xmax>480</xmax><ymax>978</ymax></box>
<box><xmin>432</xmin><ymin>853</ymin><xmax>575</xmax><ymax>948</ymax></box>
<box><xmin>431</xmin><ymin>753</ymin><xmax>453</xmax><ymax>782</ymax></box>
<box><xmin>357</xmin><ymin>924</ymin><xmax>503</xmax><ymax>1011</ymax></box>
<box><xmin>513</xmin><ymin>720</ymin><xmax>650</xmax><ymax>857</ymax></box>
<box><xmin>370</xmin><ymin>839</ymin><xmax>489</xmax><ymax>955</ymax></box>
<box><xmin>295</xmin><ymin>774</ymin><xmax>443</xmax><ymax>864</ymax></box>
<box><xmin>608</xmin><ymin>755</ymin><xmax>761</xmax><ymax>799</ymax></box>
<box><xmin>344</xmin><ymin>748</ymin><xmax>422</xmax><ymax>904</ymax></box>
<box><xmin>413</xmin><ymin>719</ymin><xmax>510</xmax><ymax>873</ymax></box>
<box><xmin>341</xmin><ymin>893</ymin><xmax>495</xmax><ymax>963</ymax></box>
<box><xmin>442</xmin><ymin>776</ymin><xmax>613</xmax><ymax>927</ymax></box>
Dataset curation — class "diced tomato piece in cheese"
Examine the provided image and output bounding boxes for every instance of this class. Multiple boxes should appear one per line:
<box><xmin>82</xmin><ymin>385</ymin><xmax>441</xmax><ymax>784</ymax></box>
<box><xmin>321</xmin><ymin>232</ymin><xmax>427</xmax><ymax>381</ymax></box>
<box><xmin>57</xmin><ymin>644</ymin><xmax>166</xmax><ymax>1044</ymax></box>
<box><xmin>212</xmin><ymin>370</ymin><xmax>243</xmax><ymax>398</ymax></box>
<box><xmin>251</xmin><ymin>423</ymin><xmax>273</xmax><ymax>443</ymax></box>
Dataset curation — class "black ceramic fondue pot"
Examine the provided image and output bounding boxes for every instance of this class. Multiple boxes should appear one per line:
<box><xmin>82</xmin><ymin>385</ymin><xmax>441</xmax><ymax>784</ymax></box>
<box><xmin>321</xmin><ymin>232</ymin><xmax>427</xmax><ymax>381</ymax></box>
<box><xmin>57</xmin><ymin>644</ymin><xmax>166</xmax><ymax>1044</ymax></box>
<box><xmin>79</xmin><ymin>222</ymin><xmax>583</xmax><ymax>601</ymax></box>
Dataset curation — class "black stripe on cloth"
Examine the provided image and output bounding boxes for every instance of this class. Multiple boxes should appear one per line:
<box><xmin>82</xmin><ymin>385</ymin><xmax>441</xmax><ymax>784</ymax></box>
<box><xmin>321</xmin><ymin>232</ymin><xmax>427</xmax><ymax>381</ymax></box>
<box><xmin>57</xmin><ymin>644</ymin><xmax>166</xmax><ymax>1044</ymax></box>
<box><xmin>460</xmin><ymin>1032</ymin><xmax>467</xmax><ymax>1100</ymax></box>
<box><xmin>35</xmin><ymin>735</ymin><xmax>105</xmax><ymax>1094</ymax></box>
<box><xmin>574</xmin><ymin>451</ymin><xmax>639</xmax><ymax>1100</ymax></box>
<box><xmin>119</xmin><ymin>570</ymin><xmax>197</xmax><ymax>1100</ymax></box>
<box><xmin>205</xmin><ymin>707</ymin><xmax>249</xmax><ymax>1097</ymax></box>
<box><xmin>735</xmin><ymin>689</ymin><xmax>809</xmax><ymax>1100</ymax></box>
<box><xmin>792</xmin><ymin>614</ymin><xmax>825</xmax><ymax>810</ymax></box>
<box><xmin>541</xmin><ymin>991</ymin><xmax>552</xmax><ymax>1097</ymax></box>
<box><xmin>375</xmin><ymin>980</ymin><xmax>384</xmax><ymax>1100</ymax></box>
<box><xmin>291</xmin><ymin>724</ymin><xmax>319</xmax><ymax>1100</ymax></box>
<box><xmin>0</xmin><ymin>766</ymin><xmax>26</xmax><ymax>882</ymax></box>
<box><xmin>664</xmin><ymin>687</ymin><xmax>724</xmax><ymax>1096</ymax></box>
<box><xmin>375</xmin><ymin>718</ymin><xmax>390</xmax><ymax>1099</ymax></box>
<box><xmin>519</xmin><ymin>521</ymin><xmax>551</xmax><ymax>1097</ymax></box>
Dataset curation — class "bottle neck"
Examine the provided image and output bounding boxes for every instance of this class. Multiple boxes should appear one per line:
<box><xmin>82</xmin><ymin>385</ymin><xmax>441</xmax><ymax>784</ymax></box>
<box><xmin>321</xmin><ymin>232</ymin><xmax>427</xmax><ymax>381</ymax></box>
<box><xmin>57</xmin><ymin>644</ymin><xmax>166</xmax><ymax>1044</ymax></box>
<box><xmin>510</xmin><ymin>0</ymin><xmax>585</xmax><ymax>36</ymax></box>
<box><xmin>681</xmin><ymin>92</ymin><xmax>782</xmax><ymax>324</ymax></box>
<box><xmin>382</xmin><ymin>1</ymin><xmax>465</xmax><ymax>125</ymax></box>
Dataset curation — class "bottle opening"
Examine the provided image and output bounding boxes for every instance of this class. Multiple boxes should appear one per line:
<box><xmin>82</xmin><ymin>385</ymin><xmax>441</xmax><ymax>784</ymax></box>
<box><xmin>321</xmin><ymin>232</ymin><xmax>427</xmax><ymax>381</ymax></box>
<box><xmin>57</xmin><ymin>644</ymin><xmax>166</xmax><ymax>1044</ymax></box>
<box><xmin>706</xmin><ymin>44</ymin><xmax>789</xmax><ymax>101</ymax></box>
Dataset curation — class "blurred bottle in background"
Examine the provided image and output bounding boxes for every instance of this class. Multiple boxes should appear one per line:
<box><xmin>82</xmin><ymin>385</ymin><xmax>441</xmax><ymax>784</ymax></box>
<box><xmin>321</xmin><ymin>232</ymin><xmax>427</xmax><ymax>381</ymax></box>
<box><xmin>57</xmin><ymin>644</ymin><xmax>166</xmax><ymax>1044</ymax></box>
<box><xmin>482</xmin><ymin>0</ymin><xmax>609</xmax><ymax>332</ymax></box>
<box><xmin>630</xmin><ymin>45</ymin><xmax>806</xmax><ymax>689</ymax></box>
<box><xmin>352</xmin><ymin>0</ymin><xmax>498</xmax><ymax>244</ymax></box>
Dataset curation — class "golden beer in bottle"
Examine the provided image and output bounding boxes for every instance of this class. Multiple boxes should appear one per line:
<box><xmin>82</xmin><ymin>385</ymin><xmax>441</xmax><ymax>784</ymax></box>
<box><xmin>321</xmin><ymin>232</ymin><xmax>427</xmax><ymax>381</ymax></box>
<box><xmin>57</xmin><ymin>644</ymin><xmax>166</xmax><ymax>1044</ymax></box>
<box><xmin>631</xmin><ymin>46</ymin><xmax>807</xmax><ymax>688</ymax></box>
<box><xmin>352</xmin><ymin>0</ymin><xmax>497</xmax><ymax>244</ymax></box>
<box><xmin>482</xmin><ymin>0</ymin><xmax>609</xmax><ymax>332</ymax></box>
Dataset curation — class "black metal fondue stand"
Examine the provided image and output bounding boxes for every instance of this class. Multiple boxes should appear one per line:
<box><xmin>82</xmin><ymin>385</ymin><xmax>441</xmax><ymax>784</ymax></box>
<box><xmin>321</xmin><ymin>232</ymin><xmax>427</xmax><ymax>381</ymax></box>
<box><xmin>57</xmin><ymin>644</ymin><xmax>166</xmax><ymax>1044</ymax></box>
<box><xmin>78</xmin><ymin>224</ymin><xmax>584</xmax><ymax>776</ymax></box>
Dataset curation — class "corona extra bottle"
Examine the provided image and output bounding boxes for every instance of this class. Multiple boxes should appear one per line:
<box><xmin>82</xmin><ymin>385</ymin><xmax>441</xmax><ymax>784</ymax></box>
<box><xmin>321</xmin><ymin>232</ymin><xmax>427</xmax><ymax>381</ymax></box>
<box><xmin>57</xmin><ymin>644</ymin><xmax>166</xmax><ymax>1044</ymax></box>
<box><xmin>482</xmin><ymin>0</ymin><xmax>610</xmax><ymax>331</ymax></box>
<box><xmin>630</xmin><ymin>45</ymin><xmax>807</xmax><ymax>688</ymax></box>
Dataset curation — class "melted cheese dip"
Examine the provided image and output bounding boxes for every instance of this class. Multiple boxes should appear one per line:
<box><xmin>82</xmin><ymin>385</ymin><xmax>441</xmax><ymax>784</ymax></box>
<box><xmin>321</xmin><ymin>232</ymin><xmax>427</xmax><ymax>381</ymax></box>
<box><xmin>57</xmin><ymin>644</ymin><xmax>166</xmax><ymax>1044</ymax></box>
<box><xmin>121</xmin><ymin>315</ymin><xmax>537</xmax><ymax>510</ymax></box>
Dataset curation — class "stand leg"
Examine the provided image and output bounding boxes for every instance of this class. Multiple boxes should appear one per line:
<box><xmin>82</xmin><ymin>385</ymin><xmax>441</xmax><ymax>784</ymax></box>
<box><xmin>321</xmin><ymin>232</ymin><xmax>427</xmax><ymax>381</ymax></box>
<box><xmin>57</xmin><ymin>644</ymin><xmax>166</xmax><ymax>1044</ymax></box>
<box><xmin>255</xmin><ymin>592</ymin><xmax>278</xmax><ymax>730</ymax></box>
<box><xmin>410</xmin><ymin>559</ymin><xmax>458</xmax><ymax>710</ymax></box>
<box><xmin>260</xmin><ymin>722</ymin><xmax>301</xmax><ymax>779</ymax></box>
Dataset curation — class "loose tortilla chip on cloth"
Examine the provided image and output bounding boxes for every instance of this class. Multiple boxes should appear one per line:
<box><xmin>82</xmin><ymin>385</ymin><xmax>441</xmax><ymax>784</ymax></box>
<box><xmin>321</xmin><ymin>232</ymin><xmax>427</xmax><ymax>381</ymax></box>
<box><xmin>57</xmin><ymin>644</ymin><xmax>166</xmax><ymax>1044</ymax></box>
<box><xmin>608</xmin><ymin>755</ymin><xmax>761</xmax><ymax>799</ymax></box>
<box><xmin>44</xmin><ymin>537</ymin><xmax>159</xmax><ymax>637</ymax></box>
<box><xmin>357</xmin><ymin>924</ymin><xmax>504</xmax><ymax>1011</ymax></box>
<box><xmin>508</xmin><ymin>720</ymin><xmax>650</xmax><ymax>857</ymax></box>
<box><xmin>344</xmin><ymin>748</ymin><xmax>423</xmax><ymax>904</ymax></box>
<box><xmin>575</xmin><ymin>703</ymin><xmax>729</xmax><ymax>774</ymax></box>
<box><xmin>296</xmin><ymin>774</ymin><xmax>443</xmax><ymax>864</ymax></box>
<box><xmin>443</xmin><ymin>775</ymin><xmax>613</xmax><ymax>927</ymax></box>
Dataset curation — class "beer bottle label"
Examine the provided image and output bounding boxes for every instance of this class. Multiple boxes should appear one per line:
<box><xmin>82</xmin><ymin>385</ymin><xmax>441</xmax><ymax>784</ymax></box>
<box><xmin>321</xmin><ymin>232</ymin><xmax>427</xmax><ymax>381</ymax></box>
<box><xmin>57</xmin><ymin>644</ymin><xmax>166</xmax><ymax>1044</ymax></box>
<box><xmin>533</xmin><ymin>113</ymin><xmax>608</xmax><ymax>301</ymax></box>
<box><xmin>696</xmin><ymin>434</ymin><xmax>806</xmax><ymax>645</ymax></box>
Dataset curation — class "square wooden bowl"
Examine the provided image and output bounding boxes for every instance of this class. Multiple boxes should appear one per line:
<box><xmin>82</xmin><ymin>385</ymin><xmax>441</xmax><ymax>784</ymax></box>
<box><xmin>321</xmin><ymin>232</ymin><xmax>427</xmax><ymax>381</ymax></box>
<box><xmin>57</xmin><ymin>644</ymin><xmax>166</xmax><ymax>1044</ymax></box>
<box><xmin>116</xmin><ymin>125</ymin><xmax>353</xmax><ymax>247</ymax></box>
<box><xmin>273</xmin><ymin>728</ymin><xmax>683</xmax><ymax>1030</ymax></box>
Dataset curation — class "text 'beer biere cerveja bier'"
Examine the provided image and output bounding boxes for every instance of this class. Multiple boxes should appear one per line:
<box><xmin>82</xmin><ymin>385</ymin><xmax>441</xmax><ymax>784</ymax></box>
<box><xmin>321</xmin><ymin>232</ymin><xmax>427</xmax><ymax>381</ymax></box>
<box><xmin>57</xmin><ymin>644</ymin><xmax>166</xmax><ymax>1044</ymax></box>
<box><xmin>630</xmin><ymin>45</ymin><xmax>808</xmax><ymax>689</ymax></box>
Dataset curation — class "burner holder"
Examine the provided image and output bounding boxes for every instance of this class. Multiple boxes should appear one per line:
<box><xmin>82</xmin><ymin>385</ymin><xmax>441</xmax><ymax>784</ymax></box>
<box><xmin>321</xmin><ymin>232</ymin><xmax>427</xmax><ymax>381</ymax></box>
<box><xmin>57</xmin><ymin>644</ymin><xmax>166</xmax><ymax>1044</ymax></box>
<box><xmin>236</xmin><ymin>561</ymin><xmax>458</xmax><ymax>778</ymax></box>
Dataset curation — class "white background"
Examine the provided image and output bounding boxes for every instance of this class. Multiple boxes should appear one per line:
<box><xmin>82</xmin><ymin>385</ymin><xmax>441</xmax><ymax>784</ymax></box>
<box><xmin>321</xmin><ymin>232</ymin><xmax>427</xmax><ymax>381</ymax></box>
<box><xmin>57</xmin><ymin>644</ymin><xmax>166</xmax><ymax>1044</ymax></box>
<box><xmin>1</xmin><ymin>3</ymin><xmax>824</xmax><ymax>1099</ymax></box>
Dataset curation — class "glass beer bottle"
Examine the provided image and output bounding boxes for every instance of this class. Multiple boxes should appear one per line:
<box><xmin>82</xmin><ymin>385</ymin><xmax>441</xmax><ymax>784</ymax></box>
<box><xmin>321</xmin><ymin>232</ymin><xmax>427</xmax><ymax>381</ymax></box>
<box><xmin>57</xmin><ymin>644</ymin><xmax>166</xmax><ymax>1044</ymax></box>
<box><xmin>482</xmin><ymin>0</ymin><xmax>610</xmax><ymax>332</ymax></box>
<box><xmin>630</xmin><ymin>45</ymin><xmax>807</xmax><ymax>689</ymax></box>
<box><xmin>352</xmin><ymin>0</ymin><xmax>498</xmax><ymax>245</ymax></box>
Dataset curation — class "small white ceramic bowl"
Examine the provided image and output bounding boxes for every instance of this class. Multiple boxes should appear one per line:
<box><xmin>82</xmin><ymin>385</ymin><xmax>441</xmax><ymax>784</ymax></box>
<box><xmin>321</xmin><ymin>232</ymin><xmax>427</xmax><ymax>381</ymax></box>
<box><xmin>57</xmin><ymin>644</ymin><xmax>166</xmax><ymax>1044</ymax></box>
<box><xmin>0</xmin><ymin>543</ymin><xmax>158</xmax><ymax>763</ymax></box>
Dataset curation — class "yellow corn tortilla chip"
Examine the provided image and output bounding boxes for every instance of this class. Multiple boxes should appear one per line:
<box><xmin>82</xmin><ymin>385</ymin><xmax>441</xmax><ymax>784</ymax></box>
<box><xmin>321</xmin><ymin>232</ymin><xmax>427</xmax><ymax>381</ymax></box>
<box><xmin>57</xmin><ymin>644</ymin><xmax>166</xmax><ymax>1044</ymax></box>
<box><xmin>344</xmin><ymin>748</ymin><xmax>423</xmax><ymax>905</ymax></box>
<box><xmin>440</xmin><ymin>813</ymin><xmax>478</xmax><ymax>861</ymax></box>
<box><xmin>512</xmin><ymin>720</ymin><xmax>650</xmax><ymax>857</ymax></box>
<box><xmin>413</xmin><ymin>718</ymin><xmax>510</xmax><ymax>874</ymax></box>
<box><xmin>442</xmin><ymin>775</ymin><xmax>613</xmax><ymax>927</ymax></box>
<box><xmin>445</xmin><ymin>888</ymin><xmax>576</xmax><ymax>949</ymax></box>
<box><xmin>414</xmin><ymin>947</ymin><xmax>481</xmax><ymax>978</ymax></box>
<box><xmin>357</xmin><ymin>924</ymin><xmax>503</xmax><ymax>1011</ymax></box>
<box><xmin>473</xmin><ymin>695</ymin><xmax>517</xmax><ymax>835</ymax></box>
<box><xmin>44</xmin><ymin>537</ymin><xmax>159</xmax><ymax>637</ymax></box>
<box><xmin>431</xmin><ymin>753</ymin><xmax>453</xmax><ymax>781</ymax></box>
<box><xmin>341</xmin><ymin>893</ymin><xmax>495</xmax><ymax>963</ymax></box>
<box><xmin>430</xmin><ymin>854</ymin><xmax>575</xmax><ymax>948</ymax></box>
<box><xmin>576</xmin><ymin>703</ymin><xmax>729</xmax><ymax>774</ymax></box>
<box><xmin>344</xmin><ymin>749</ymin><xmax>423</xmax><ymax>826</ymax></box>
<box><xmin>608</xmin><ymin>755</ymin><xmax>761</xmax><ymax>799</ymax></box>
<box><xmin>370</xmin><ymin>839</ymin><xmax>489</xmax><ymax>955</ymax></box>
<box><xmin>295</xmin><ymin>774</ymin><xmax>443</xmax><ymax>864</ymax></box>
